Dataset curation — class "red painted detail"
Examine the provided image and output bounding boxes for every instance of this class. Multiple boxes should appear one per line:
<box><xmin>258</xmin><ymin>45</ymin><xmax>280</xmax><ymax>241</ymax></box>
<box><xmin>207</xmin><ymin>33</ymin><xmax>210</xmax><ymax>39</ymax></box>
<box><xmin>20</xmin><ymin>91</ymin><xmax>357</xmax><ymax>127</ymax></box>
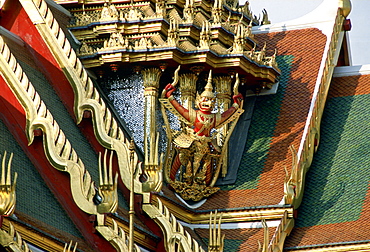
<box><xmin>293</xmin><ymin>209</ymin><xmax>299</xmax><ymax>219</ymax></box>
<box><xmin>0</xmin><ymin>69</ymin><xmax>115</xmax><ymax>252</ymax></box>
<box><xmin>33</xmin><ymin>129</ymin><xmax>42</xmax><ymax>137</ymax></box>
<box><xmin>0</xmin><ymin>0</ymin><xmax>22</xmax><ymax>31</ymax></box>
<box><xmin>170</xmin><ymin>153</ymin><xmax>181</xmax><ymax>181</ymax></box>
<box><xmin>1</xmin><ymin>1</ymin><xmax>166</xmax><ymax>249</ymax></box>
<box><xmin>1</xmin><ymin>0</ymin><xmax>76</xmax><ymax>118</ymax></box>
<box><xmin>343</xmin><ymin>19</ymin><xmax>352</xmax><ymax>31</ymax></box>
<box><xmin>83</xmin><ymin>110</ymin><xmax>92</xmax><ymax>119</ymax></box>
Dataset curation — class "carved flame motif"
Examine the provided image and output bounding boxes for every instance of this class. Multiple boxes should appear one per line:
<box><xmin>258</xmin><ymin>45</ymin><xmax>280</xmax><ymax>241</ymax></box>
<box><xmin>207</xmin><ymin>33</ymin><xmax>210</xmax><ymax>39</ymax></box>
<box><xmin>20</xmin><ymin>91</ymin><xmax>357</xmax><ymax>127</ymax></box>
<box><xmin>97</xmin><ymin>150</ymin><xmax>118</xmax><ymax>214</ymax></box>
<box><xmin>0</xmin><ymin>152</ymin><xmax>17</xmax><ymax>217</ymax></box>
<box><xmin>208</xmin><ymin>211</ymin><xmax>225</xmax><ymax>252</ymax></box>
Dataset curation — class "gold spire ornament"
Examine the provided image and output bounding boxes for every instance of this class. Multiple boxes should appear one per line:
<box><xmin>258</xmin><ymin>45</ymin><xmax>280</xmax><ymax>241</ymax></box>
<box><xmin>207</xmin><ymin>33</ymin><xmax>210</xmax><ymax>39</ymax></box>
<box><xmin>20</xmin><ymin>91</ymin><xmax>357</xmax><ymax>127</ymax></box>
<box><xmin>201</xmin><ymin>70</ymin><xmax>216</xmax><ymax>98</ymax></box>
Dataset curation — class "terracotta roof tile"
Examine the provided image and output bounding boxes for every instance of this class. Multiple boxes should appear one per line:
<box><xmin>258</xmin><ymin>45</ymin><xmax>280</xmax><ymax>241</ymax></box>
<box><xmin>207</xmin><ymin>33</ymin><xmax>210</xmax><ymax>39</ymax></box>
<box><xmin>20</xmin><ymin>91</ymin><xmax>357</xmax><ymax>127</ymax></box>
<box><xmin>195</xmin><ymin>227</ymin><xmax>275</xmax><ymax>251</ymax></box>
<box><xmin>329</xmin><ymin>74</ymin><xmax>370</xmax><ymax>98</ymax></box>
<box><xmin>195</xmin><ymin>28</ymin><xmax>327</xmax><ymax>210</ymax></box>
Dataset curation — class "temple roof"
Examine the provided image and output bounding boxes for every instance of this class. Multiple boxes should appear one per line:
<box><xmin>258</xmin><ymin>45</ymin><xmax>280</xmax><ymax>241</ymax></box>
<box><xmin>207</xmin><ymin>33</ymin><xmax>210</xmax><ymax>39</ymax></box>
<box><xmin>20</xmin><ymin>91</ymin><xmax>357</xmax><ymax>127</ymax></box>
<box><xmin>1</xmin><ymin>0</ymin><xmax>366</xmax><ymax>251</ymax></box>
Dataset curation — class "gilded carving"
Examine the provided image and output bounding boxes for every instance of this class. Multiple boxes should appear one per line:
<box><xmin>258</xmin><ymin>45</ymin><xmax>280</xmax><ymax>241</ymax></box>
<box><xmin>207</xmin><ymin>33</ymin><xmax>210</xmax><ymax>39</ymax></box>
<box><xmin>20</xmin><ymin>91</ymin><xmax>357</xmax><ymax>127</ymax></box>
<box><xmin>97</xmin><ymin>150</ymin><xmax>119</xmax><ymax>214</ymax></box>
<box><xmin>160</xmin><ymin>68</ymin><xmax>244</xmax><ymax>201</ymax></box>
<box><xmin>155</xmin><ymin>0</ymin><xmax>166</xmax><ymax>18</ymax></box>
<box><xmin>167</xmin><ymin>19</ymin><xmax>179</xmax><ymax>47</ymax></box>
<box><xmin>103</xmin><ymin>32</ymin><xmax>127</xmax><ymax>49</ymax></box>
<box><xmin>257</xmin><ymin>211</ymin><xmax>294</xmax><ymax>252</ymax></box>
<box><xmin>284</xmin><ymin>12</ymin><xmax>345</xmax><ymax>209</ymax></box>
<box><xmin>208</xmin><ymin>211</ymin><xmax>224</xmax><ymax>252</ymax></box>
<box><xmin>183</xmin><ymin>0</ymin><xmax>195</xmax><ymax>23</ymax></box>
<box><xmin>0</xmin><ymin>152</ymin><xmax>17</xmax><ymax>217</ymax></box>
<box><xmin>198</xmin><ymin>21</ymin><xmax>211</xmax><ymax>50</ymax></box>
<box><xmin>0</xmin><ymin>35</ymin><xmax>118</xmax><ymax>216</ymax></box>
<box><xmin>96</xmin><ymin>218</ymin><xmax>141</xmax><ymax>252</ymax></box>
<box><xmin>64</xmin><ymin>241</ymin><xmax>78</xmax><ymax>252</ymax></box>
<box><xmin>142</xmin><ymin>68</ymin><xmax>163</xmax><ymax>192</ymax></box>
<box><xmin>143</xmin><ymin>198</ymin><xmax>206</xmax><ymax>252</ymax></box>
<box><xmin>20</xmin><ymin>0</ymin><xmax>143</xmax><ymax>196</ymax></box>
<box><xmin>0</xmin><ymin>223</ymin><xmax>31</xmax><ymax>252</ymax></box>
<box><xmin>100</xmin><ymin>3</ymin><xmax>119</xmax><ymax>21</ymax></box>
<box><xmin>78</xmin><ymin>41</ymin><xmax>95</xmax><ymax>55</ymax></box>
<box><xmin>211</xmin><ymin>0</ymin><xmax>222</xmax><ymax>26</ymax></box>
<box><xmin>231</xmin><ymin>20</ymin><xmax>247</xmax><ymax>53</ymax></box>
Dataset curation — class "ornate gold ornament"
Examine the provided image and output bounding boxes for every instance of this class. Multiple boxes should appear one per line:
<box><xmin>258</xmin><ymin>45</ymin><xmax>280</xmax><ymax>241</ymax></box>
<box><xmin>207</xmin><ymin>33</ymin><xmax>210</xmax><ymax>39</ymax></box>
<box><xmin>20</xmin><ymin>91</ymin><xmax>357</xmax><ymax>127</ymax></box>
<box><xmin>0</xmin><ymin>19</ymin><xmax>126</xmax><ymax>251</ymax></box>
<box><xmin>142</xmin><ymin>68</ymin><xmax>164</xmax><ymax>193</ymax></box>
<box><xmin>0</xmin><ymin>222</ymin><xmax>31</xmax><ymax>252</ymax></box>
<box><xmin>283</xmin><ymin>10</ymin><xmax>346</xmax><ymax>209</ymax></box>
<box><xmin>160</xmin><ymin>67</ymin><xmax>244</xmax><ymax>201</ymax></box>
<box><xmin>0</xmin><ymin>33</ymin><xmax>120</xmax><ymax>215</ymax></box>
<box><xmin>0</xmin><ymin>151</ymin><xmax>17</xmax><ymax>216</ymax></box>
<box><xmin>100</xmin><ymin>2</ymin><xmax>119</xmax><ymax>21</ymax></box>
<box><xmin>96</xmin><ymin>218</ymin><xmax>141</xmax><ymax>252</ymax></box>
<box><xmin>208</xmin><ymin>211</ymin><xmax>224</xmax><ymax>252</ymax></box>
<box><xmin>12</xmin><ymin>1</ymin><xmax>208</xmax><ymax>251</ymax></box>
<box><xmin>257</xmin><ymin>211</ymin><xmax>294</xmax><ymax>252</ymax></box>
<box><xmin>257</xmin><ymin>219</ymin><xmax>269</xmax><ymax>252</ymax></box>
<box><xmin>183</xmin><ymin>0</ymin><xmax>195</xmax><ymax>23</ymax></box>
<box><xmin>97</xmin><ymin>150</ymin><xmax>119</xmax><ymax>214</ymax></box>
<box><xmin>64</xmin><ymin>241</ymin><xmax>78</xmax><ymax>252</ymax></box>
<box><xmin>198</xmin><ymin>21</ymin><xmax>211</xmax><ymax>50</ymax></box>
<box><xmin>143</xmin><ymin>198</ymin><xmax>206</xmax><ymax>252</ymax></box>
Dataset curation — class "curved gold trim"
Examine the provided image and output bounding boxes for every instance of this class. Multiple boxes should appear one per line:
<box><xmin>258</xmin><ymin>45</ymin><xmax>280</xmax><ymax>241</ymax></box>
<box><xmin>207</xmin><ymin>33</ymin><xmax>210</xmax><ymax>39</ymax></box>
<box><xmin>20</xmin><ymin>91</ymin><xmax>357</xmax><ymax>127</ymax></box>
<box><xmin>285</xmin><ymin>242</ymin><xmax>370</xmax><ymax>252</ymax></box>
<box><xmin>0</xmin><ymin>222</ymin><xmax>32</xmax><ymax>252</ymax></box>
<box><xmin>143</xmin><ymin>198</ymin><xmax>206</xmax><ymax>252</ymax></box>
<box><xmin>152</xmin><ymin>195</ymin><xmax>294</xmax><ymax>224</ymax></box>
<box><xmin>284</xmin><ymin>11</ymin><xmax>346</xmax><ymax>209</ymax></box>
<box><xmin>0</xmin><ymin>151</ymin><xmax>17</xmax><ymax>216</ymax></box>
<box><xmin>1</xmin><ymin>218</ymin><xmax>68</xmax><ymax>252</ymax></box>
<box><xmin>20</xmin><ymin>0</ymin><xmax>143</xmax><ymax>195</ymax></box>
<box><xmin>0</xmin><ymin>35</ymin><xmax>98</xmax><ymax>215</ymax></box>
<box><xmin>96</xmin><ymin>218</ymin><xmax>140</xmax><ymax>252</ymax></box>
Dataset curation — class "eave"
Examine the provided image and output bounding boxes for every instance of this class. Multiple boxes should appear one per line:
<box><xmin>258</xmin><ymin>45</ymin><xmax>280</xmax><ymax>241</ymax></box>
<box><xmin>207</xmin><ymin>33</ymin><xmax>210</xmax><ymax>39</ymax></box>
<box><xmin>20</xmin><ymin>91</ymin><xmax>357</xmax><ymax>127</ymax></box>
<box><xmin>152</xmin><ymin>194</ymin><xmax>294</xmax><ymax>224</ymax></box>
<box><xmin>285</xmin><ymin>241</ymin><xmax>370</xmax><ymax>252</ymax></box>
<box><xmin>81</xmin><ymin>48</ymin><xmax>279</xmax><ymax>84</ymax></box>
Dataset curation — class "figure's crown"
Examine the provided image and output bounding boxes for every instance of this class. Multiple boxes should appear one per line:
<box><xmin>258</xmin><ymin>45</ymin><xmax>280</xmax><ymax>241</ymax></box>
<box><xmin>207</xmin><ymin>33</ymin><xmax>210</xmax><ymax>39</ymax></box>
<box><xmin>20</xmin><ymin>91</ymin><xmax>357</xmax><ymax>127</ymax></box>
<box><xmin>201</xmin><ymin>70</ymin><xmax>215</xmax><ymax>98</ymax></box>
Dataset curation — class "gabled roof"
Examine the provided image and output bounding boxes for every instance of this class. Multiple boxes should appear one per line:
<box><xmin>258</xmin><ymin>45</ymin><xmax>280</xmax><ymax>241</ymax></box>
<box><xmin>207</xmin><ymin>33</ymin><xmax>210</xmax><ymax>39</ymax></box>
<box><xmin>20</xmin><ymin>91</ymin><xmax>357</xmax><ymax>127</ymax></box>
<box><xmin>0</xmin><ymin>0</ymin><xmax>359</xmax><ymax>251</ymax></box>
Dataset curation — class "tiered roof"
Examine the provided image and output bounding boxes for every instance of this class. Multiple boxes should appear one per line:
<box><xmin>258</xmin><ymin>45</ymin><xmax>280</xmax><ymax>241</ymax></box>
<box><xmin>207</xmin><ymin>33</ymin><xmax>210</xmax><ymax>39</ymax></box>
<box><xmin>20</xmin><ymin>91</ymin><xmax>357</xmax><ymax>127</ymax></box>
<box><xmin>1</xmin><ymin>0</ymin><xmax>367</xmax><ymax>251</ymax></box>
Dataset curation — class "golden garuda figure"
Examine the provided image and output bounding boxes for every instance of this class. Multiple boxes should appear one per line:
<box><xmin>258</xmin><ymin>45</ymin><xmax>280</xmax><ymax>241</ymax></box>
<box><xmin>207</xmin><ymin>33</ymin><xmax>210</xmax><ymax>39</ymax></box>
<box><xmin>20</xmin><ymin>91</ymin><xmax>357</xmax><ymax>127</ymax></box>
<box><xmin>160</xmin><ymin>67</ymin><xmax>244</xmax><ymax>201</ymax></box>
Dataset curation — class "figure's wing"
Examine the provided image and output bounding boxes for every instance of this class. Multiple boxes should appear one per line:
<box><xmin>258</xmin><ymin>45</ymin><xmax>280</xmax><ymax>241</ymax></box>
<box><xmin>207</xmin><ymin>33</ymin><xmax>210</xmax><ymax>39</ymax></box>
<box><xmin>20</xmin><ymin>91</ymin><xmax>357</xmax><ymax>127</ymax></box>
<box><xmin>214</xmin><ymin>108</ymin><xmax>244</xmax><ymax>130</ymax></box>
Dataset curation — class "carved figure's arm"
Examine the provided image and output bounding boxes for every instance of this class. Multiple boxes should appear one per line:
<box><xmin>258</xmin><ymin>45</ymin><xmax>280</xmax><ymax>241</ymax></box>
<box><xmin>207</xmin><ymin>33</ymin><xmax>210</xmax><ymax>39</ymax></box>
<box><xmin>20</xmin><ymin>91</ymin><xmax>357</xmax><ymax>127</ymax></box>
<box><xmin>165</xmin><ymin>84</ymin><xmax>191</xmax><ymax>122</ymax></box>
<box><xmin>215</xmin><ymin>93</ymin><xmax>244</xmax><ymax>128</ymax></box>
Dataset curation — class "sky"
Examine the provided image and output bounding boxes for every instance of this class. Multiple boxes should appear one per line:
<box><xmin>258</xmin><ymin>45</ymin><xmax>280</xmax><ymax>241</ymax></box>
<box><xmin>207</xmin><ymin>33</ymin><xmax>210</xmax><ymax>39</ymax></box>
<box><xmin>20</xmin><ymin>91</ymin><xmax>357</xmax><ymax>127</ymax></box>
<box><xmin>245</xmin><ymin>0</ymin><xmax>370</xmax><ymax>66</ymax></box>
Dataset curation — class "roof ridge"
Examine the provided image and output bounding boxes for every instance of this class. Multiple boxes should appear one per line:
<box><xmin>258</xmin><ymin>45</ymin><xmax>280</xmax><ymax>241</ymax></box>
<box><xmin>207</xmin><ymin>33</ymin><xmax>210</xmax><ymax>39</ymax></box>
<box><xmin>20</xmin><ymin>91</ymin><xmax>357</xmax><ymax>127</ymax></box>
<box><xmin>253</xmin><ymin>0</ymin><xmax>350</xmax><ymax>35</ymax></box>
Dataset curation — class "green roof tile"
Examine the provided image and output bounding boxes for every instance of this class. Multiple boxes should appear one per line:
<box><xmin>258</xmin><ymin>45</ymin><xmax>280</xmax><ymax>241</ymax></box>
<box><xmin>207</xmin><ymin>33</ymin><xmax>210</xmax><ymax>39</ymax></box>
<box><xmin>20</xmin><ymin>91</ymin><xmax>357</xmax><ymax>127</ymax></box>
<box><xmin>297</xmin><ymin>93</ymin><xmax>370</xmax><ymax>227</ymax></box>
<box><xmin>0</xmin><ymin>118</ymin><xmax>82</xmax><ymax>238</ymax></box>
<box><xmin>221</xmin><ymin>55</ymin><xmax>294</xmax><ymax>190</ymax></box>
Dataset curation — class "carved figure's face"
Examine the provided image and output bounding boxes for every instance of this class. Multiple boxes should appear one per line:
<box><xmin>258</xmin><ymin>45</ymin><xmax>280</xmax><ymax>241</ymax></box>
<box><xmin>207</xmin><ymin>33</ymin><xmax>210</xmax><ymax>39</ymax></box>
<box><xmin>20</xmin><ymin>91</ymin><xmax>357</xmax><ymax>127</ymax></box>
<box><xmin>198</xmin><ymin>96</ymin><xmax>215</xmax><ymax>112</ymax></box>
